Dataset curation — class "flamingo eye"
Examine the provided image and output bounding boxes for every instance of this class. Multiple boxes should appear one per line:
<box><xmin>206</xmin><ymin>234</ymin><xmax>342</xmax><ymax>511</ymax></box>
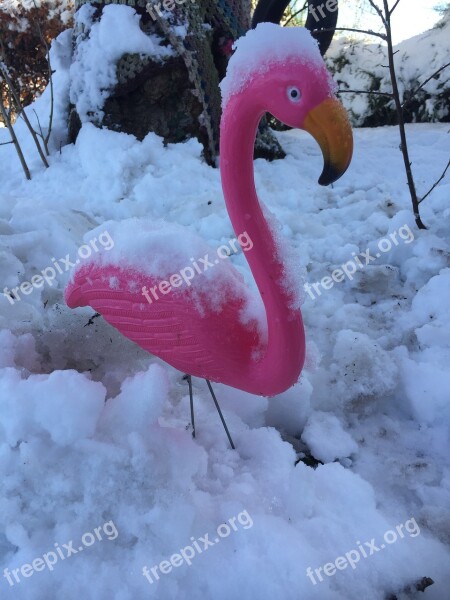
<box><xmin>287</xmin><ymin>86</ymin><xmax>301</xmax><ymax>103</ymax></box>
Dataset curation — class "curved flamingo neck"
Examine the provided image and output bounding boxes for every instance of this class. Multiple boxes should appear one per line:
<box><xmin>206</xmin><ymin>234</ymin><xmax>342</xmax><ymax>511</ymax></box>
<box><xmin>220</xmin><ymin>93</ymin><xmax>305</xmax><ymax>396</ymax></box>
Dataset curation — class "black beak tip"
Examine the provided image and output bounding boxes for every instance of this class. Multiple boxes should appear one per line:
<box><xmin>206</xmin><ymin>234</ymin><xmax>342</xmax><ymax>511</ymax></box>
<box><xmin>318</xmin><ymin>163</ymin><xmax>343</xmax><ymax>187</ymax></box>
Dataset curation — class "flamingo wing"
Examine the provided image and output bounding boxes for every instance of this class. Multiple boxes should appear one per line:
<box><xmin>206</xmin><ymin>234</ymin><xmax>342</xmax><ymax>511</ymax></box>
<box><xmin>65</xmin><ymin>263</ymin><xmax>263</xmax><ymax>386</ymax></box>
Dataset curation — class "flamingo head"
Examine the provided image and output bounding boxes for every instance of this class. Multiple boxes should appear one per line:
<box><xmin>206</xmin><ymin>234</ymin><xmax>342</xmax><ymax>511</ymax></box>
<box><xmin>221</xmin><ymin>24</ymin><xmax>353</xmax><ymax>185</ymax></box>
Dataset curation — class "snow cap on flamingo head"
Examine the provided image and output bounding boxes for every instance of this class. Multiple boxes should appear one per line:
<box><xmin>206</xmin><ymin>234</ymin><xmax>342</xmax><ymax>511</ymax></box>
<box><xmin>220</xmin><ymin>23</ymin><xmax>328</xmax><ymax>107</ymax></box>
<box><xmin>220</xmin><ymin>23</ymin><xmax>353</xmax><ymax>185</ymax></box>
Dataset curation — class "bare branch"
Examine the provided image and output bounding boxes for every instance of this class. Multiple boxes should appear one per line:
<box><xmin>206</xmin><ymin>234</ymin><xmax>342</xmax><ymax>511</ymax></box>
<box><xmin>33</xmin><ymin>108</ymin><xmax>45</xmax><ymax>140</ymax></box>
<box><xmin>337</xmin><ymin>89</ymin><xmax>393</xmax><ymax>97</ymax></box>
<box><xmin>403</xmin><ymin>62</ymin><xmax>450</xmax><ymax>107</ymax></box>
<box><xmin>6</xmin><ymin>86</ymin><xmax>13</xmax><ymax>117</ymax></box>
<box><xmin>311</xmin><ymin>26</ymin><xmax>387</xmax><ymax>40</ymax></box>
<box><xmin>32</xmin><ymin>1</ymin><xmax>53</xmax><ymax>155</ymax></box>
<box><xmin>44</xmin><ymin>53</ymin><xmax>54</xmax><ymax>155</ymax></box>
<box><xmin>367</xmin><ymin>0</ymin><xmax>388</xmax><ymax>28</ymax></box>
<box><xmin>381</xmin><ymin>0</ymin><xmax>426</xmax><ymax>228</ymax></box>
<box><xmin>0</xmin><ymin>63</ymin><xmax>49</xmax><ymax>168</ymax></box>
<box><xmin>390</xmin><ymin>0</ymin><xmax>401</xmax><ymax>15</ymax></box>
<box><xmin>283</xmin><ymin>2</ymin><xmax>308</xmax><ymax>27</ymax></box>
<box><xmin>419</xmin><ymin>159</ymin><xmax>450</xmax><ymax>204</ymax></box>
<box><xmin>0</xmin><ymin>93</ymin><xmax>31</xmax><ymax>179</ymax></box>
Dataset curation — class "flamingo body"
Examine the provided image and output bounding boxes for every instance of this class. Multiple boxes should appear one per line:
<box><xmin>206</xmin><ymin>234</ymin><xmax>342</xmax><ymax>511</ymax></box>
<box><xmin>66</xmin><ymin>262</ymin><xmax>270</xmax><ymax>394</ymax></box>
<box><xmin>65</xmin><ymin>24</ymin><xmax>352</xmax><ymax>398</ymax></box>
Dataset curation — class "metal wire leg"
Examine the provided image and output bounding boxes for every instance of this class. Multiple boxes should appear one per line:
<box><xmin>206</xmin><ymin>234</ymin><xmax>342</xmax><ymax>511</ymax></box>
<box><xmin>205</xmin><ymin>380</ymin><xmax>236</xmax><ymax>450</ymax></box>
<box><xmin>187</xmin><ymin>375</ymin><xmax>195</xmax><ymax>439</ymax></box>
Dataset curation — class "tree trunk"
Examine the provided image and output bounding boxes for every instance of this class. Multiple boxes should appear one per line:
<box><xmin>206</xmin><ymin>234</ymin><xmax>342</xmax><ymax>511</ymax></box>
<box><xmin>69</xmin><ymin>0</ymin><xmax>286</xmax><ymax>165</ymax></box>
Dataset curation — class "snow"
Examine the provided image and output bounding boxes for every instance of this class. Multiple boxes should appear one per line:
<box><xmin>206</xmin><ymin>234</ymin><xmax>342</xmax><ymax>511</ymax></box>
<box><xmin>0</xmin><ymin>19</ymin><xmax>450</xmax><ymax>600</ymax></box>
<box><xmin>220</xmin><ymin>23</ymin><xmax>324</xmax><ymax>106</ymax></box>
<box><xmin>326</xmin><ymin>11</ymin><xmax>450</xmax><ymax>124</ymax></box>
<box><xmin>70</xmin><ymin>5</ymin><xmax>173</xmax><ymax>122</ymax></box>
<box><xmin>68</xmin><ymin>217</ymin><xmax>261</xmax><ymax>323</ymax></box>
<box><xmin>0</xmin><ymin>368</ymin><xmax>105</xmax><ymax>446</ymax></box>
<box><xmin>301</xmin><ymin>411</ymin><xmax>358</xmax><ymax>463</ymax></box>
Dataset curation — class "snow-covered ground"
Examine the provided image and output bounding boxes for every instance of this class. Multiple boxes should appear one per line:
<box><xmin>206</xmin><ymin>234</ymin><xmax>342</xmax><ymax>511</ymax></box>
<box><xmin>1</xmin><ymin>22</ymin><xmax>450</xmax><ymax>600</ymax></box>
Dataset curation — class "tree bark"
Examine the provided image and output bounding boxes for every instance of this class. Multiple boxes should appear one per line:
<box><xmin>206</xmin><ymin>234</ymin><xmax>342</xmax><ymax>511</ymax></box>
<box><xmin>69</xmin><ymin>0</ymin><xmax>286</xmax><ymax>165</ymax></box>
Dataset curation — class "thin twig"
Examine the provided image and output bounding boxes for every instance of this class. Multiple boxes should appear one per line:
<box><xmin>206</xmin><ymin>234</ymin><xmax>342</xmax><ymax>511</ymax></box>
<box><xmin>0</xmin><ymin>94</ymin><xmax>31</xmax><ymax>179</ymax></box>
<box><xmin>33</xmin><ymin>108</ymin><xmax>45</xmax><ymax>140</ymax></box>
<box><xmin>390</xmin><ymin>0</ymin><xmax>401</xmax><ymax>15</ymax></box>
<box><xmin>367</xmin><ymin>0</ymin><xmax>387</xmax><ymax>29</ymax></box>
<box><xmin>311</xmin><ymin>26</ymin><xmax>387</xmax><ymax>40</ymax></box>
<box><xmin>44</xmin><ymin>48</ymin><xmax>54</xmax><ymax>155</ymax></box>
<box><xmin>32</xmin><ymin>3</ymin><xmax>53</xmax><ymax>155</ymax></box>
<box><xmin>283</xmin><ymin>1</ymin><xmax>308</xmax><ymax>27</ymax></box>
<box><xmin>381</xmin><ymin>0</ymin><xmax>426</xmax><ymax>228</ymax></box>
<box><xmin>0</xmin><ymin>64</ymin><xmax>49</xmax><ymax>168</ymax></box>
<box><xmin>6</xmin><ymin>86</ymin><xmax>13</xmax><ymax>116</ymax></box>
<box><xmin>403</xmin><ymin>62</ymin><xmax>450</xmax><ymax>107</ymax></box>
<box><xmin>0</xmin><ymin>140</ymin><xmax>14</xmax><ymax>146</ymax></box>
<box><xmin>419</xmin><ymin>159</ymin><xmax>450</xmax><ymax>204</ymax></box>
<box><xmin>337</xmin><ymin>89</ymin><xmax>393</xmax><ymax>97</ymax></box>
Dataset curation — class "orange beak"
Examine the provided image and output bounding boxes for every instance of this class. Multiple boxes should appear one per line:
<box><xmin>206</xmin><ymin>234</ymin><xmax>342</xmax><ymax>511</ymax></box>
<box><xmin>303</xmin><ymin>98</ymin><xmax>353</xmax><ymax>186</ymax></box>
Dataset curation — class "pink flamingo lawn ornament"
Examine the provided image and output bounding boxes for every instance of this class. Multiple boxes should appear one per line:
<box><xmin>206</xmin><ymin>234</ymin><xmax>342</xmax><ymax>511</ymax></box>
<box><xmin>65</xmin><ymin>24</ymin><xmax>353</xmax><ymax>449</ymax></box>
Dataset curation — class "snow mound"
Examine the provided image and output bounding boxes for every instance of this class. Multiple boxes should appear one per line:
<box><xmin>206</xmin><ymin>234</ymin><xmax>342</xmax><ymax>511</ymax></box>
<box><xmin>409</xmin><ymin>269</ymin><xmax>450</xmax><ymax>349</ymax></box>
<box><xmin>302</xmin><ymin>411</ymin><xmax>358</xmax><ymax>463</ymax></box>
<box><xmin>0</xmin><ymin>369</ymin><xmax>105</xmax><ymax>446</ymax></box>
<box><xmin>99</xmin><ymin>364</ymin><xmax>168</xmax><ymax>439</ymax></box>
<box><xmin>330</xmin><ymin>330</ymin><xmax>399</xmax><ymax>406</ymax></box>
